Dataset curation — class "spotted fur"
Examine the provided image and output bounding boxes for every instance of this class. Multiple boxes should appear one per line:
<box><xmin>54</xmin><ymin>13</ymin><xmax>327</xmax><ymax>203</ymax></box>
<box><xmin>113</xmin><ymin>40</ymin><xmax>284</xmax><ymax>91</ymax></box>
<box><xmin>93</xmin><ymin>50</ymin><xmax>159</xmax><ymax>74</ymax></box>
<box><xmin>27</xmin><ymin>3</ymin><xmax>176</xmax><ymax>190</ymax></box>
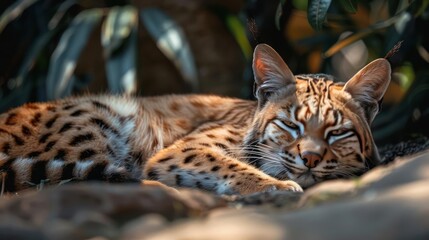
<box><xmin>0</xmin><ymin>44</ymin><xmax>390</xmax><ymax>194</ymax></box>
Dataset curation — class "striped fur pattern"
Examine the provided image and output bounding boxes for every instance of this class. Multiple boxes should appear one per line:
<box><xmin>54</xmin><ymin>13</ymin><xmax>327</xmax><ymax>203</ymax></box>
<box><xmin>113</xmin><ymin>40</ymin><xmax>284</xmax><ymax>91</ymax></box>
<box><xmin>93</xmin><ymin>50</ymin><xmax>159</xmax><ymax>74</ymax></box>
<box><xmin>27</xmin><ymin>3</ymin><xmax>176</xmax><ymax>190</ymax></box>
<box><xmin>0</xmin><ymin>44</ymin><xmax>390</xmax><ymax>194</ymax></box>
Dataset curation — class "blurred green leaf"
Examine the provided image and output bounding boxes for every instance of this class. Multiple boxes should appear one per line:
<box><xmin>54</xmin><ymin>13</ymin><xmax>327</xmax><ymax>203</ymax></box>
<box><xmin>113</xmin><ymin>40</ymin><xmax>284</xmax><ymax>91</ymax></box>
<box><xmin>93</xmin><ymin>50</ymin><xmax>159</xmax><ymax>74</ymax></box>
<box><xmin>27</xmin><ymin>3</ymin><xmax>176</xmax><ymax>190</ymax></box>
<box><xmin>0</xmin><ymin>0</ymin><xmax>39</xmax><ymax>33</ymax></box>
<box><xmin>307</xmin><ymin>0</ymin><xmax>332</xmax><ymax>31</ymax></box>
<box><xmin>46</xmin><ymin>9</ymin><xmax>103</xmax><ymax>100</ymax></box>
<box><xmin>102</xmin><ymin>5</ymin><xmax>137</xmax><ymax>56</ymax></box>
<box><xmin>102</xmin><ymin>6</ymin><xmax>138</xmax><ymax>95</ymax></box>
<box><xmin>48</xmin><ymin>0</ymin><xmax>77</xmax><ymax>30</ymax></box>
<box><xmin>275</xmin><ymin>0</ymin><xmax>285</xmax><ymax>30</ymax></box>
<box><xmin>225</xmin><ymin>14</ymin><xmax>252</xmax><ymax>60</ymax></box>
<box><xmin>140</xmin><ymin>8</ymin><xmax>198</xmax><ymax>92</ymax></box>
<box><xmin>292</xmin><ymin>0</ymin><xmax>308</xmax><ymax>10</ymax></box>
<box><xmin>339</xmin><ymin>0</ymin><xmax>358</xmax><ymax>13</ymax></box>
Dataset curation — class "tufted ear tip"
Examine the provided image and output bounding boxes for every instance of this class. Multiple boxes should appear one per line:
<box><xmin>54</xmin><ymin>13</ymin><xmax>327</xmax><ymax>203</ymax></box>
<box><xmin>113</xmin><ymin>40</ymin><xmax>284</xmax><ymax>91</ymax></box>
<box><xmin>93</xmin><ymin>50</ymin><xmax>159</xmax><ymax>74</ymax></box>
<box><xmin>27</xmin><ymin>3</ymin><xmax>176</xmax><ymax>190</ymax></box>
<box><xmin>343</xmin><ymin>58</ymin><xmax>392</xmax><ymax>123</ymax></box>
<box><xmin>252</xmin><ymin>44</ymin><xmax>295</xmax><ymax>104</ymax></box>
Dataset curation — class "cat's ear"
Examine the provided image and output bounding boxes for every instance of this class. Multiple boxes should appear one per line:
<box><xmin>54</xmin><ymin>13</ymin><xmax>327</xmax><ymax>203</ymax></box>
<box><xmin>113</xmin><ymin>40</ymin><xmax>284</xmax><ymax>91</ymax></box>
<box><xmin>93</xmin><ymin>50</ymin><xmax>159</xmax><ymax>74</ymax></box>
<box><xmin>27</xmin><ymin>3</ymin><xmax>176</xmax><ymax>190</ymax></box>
<box><xmin>343</xmin><ymin>58</ymin><xmax>391</xmax><ymax>123</ymax></box>
<box><xmin>253</xmin><ymin>44</ymin><xmax>295</xmax><ymax>104</ymax></box>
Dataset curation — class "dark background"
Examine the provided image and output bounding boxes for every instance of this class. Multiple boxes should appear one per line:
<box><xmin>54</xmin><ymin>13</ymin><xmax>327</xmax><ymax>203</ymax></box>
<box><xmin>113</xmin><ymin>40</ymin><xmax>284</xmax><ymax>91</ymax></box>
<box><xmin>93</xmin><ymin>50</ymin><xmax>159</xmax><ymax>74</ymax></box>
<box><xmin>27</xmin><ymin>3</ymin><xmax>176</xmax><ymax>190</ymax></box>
<box><xmin>0</xmin><ymin>0</ymin><xmax>428</xmax><ymax>146</ymax></box>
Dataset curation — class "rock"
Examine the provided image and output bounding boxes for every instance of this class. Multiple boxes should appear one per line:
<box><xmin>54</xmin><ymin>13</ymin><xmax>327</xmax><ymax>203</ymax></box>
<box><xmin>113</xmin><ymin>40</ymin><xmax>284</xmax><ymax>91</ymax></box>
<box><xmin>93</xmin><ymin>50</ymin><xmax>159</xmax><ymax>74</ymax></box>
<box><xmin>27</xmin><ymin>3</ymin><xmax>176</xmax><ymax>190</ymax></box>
<box><xmin>0</xmin><ymin>183</ymin><xmax>224</xmax><ymax>240</ymax></box>
<box><xmin>120</xmin><ymin>214</ymin><xmax>168</xmax><ymax>240</ymax></box>
<box><xmin>125</xmin><ymin>151</ymin><xmax>429</xmax><ymax>240</ymax></box>
<box><xmin>1</xmin><ymin>148</ymin><xmax>429</xmax><ymax>240</ymax></box>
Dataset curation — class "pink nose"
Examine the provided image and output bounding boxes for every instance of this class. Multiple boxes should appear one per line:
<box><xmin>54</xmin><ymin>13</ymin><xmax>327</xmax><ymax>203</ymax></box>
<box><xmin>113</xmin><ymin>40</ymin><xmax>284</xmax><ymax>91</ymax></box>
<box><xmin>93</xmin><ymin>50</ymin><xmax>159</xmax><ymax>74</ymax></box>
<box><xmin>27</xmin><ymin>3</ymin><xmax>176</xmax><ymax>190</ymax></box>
<box><xmin>302</xmin><ymin>151</ymin><xmax>322</xmax><ymax>168</ymax></box>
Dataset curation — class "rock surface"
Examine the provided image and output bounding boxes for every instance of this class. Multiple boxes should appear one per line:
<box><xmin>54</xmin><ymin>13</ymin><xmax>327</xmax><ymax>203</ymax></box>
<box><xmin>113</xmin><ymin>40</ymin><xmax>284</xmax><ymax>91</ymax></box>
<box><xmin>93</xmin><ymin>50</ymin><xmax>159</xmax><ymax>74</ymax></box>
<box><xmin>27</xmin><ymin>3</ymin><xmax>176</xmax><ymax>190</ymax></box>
<box><xmin>1</xmin><ymin>149</ymin><xmax>429</xmax><ymax>239</ymax></box>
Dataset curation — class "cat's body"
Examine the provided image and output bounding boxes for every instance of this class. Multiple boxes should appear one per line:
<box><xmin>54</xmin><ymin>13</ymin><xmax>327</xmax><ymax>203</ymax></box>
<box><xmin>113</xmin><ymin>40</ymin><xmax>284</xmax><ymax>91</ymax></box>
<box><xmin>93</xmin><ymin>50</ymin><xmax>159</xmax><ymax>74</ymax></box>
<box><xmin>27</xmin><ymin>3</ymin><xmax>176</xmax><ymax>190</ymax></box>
<box><xmin>0</xmin><ymin>44</ymin><xmax>391</xmax><ymax>194</ymax></box>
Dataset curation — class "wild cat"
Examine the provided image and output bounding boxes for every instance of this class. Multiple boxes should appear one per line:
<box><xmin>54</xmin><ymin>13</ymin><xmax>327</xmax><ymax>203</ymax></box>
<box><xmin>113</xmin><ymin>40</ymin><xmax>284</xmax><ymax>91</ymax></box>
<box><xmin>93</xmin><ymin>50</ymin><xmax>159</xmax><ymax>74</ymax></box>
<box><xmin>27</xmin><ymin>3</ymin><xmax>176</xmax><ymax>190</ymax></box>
<box><xmin>0</xmin><ymin>44</ymin><xmax>390</xmax><ymax>194</ymax></box>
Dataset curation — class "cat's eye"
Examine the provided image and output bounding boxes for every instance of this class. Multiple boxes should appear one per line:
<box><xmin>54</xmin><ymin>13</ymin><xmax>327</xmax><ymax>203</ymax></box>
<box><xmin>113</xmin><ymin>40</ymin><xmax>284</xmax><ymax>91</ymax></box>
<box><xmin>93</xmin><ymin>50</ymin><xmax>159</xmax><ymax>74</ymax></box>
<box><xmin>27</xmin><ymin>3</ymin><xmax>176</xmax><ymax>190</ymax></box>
<box><xmin>330</xmin><ymin>128</ymin><xmax>350</xmax><ymax>136</ymax></box>
<box><xmin>282</xmin><ymin>120</ymin><xmax>298</xmax><ymax>129</ymax></box>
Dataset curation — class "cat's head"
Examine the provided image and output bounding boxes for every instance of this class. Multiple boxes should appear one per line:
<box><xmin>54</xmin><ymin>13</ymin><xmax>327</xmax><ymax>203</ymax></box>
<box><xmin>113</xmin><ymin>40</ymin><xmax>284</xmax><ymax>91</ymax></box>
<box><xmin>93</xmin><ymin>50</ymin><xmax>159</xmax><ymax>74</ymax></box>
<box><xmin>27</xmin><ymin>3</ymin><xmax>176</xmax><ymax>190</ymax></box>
<box><xmin>243</xmin><ymin>44</ymin><xmax>391</xmax><ymax>188</ymax></box>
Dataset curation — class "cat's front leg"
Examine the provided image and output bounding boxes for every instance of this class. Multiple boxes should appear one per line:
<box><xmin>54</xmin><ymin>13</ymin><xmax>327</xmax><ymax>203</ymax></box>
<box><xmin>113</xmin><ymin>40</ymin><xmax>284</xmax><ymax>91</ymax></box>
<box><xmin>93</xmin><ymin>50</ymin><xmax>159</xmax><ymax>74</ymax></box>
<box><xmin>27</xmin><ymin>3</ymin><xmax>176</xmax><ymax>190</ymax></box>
<box><xmin>143</xmin><ymin>148</ymin><xmax>302</xmax><ymax>195</ymax></box>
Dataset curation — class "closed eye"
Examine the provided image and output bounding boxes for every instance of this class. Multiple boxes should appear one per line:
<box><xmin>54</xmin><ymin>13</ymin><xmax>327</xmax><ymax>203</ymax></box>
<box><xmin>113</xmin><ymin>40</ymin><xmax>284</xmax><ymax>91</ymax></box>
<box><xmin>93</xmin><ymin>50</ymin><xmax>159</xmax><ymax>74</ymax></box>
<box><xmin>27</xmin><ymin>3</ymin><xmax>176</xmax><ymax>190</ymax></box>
<box><xmin>330</xmin><ymin>128</ymin><xmax>349</xmax><ymax>136</ymax></box>
<box><xmin>327</xmin><ymin>129</ymin><xmax>355</xmax><ymax>144</ymax></box>
<box><xmin>281</xmin><ymin>120</ymin><xmax>299</xmax><ymax>129</ymax></box>
<box><xmin>273</xmin><ymin>119</ymin><xmax>299</xmax><ymax>131</ymax></box>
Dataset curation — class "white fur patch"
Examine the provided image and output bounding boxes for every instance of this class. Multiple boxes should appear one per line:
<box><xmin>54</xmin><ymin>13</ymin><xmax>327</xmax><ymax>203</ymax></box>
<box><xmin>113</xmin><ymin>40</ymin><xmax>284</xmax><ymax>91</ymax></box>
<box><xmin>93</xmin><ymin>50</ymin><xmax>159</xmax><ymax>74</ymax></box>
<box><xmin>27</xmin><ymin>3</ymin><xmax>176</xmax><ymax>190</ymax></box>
<box><xmin>73</xmin><ymin>160</ymin><xmax>94</xmax><ymax>179</ymax></box>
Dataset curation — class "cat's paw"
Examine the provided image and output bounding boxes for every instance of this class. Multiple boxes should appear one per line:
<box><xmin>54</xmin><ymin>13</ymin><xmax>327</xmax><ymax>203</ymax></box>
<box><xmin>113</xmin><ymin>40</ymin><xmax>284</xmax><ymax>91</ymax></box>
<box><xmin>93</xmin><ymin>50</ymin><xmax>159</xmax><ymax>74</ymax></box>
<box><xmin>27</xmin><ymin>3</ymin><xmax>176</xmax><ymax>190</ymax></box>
<box><xmin>265</xmin><ymin>180</ymin><xmax>303</xmax><ymax>192</ymax></box>
<box><xmin>230</xmin><ymin>179</ymin><xmax>303</xmax><ymax>195</ymax></box>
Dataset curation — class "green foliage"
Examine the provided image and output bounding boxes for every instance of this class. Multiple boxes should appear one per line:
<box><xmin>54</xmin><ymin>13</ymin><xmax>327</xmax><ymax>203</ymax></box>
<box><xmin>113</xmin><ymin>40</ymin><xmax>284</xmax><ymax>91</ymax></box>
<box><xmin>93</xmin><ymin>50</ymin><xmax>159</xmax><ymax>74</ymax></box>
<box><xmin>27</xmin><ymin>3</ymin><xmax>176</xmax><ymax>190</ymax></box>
<box><xmin>307</xmin><ymin>0</ymin><xmax>332</xmax><ymax>31</ymax></box>
<box><xmin>0</xmin><ymin>0</ymin><xmax>199</xmax><ymax>110</ymax></box>
<box><xmin>46</xmin><ymin>9</ymin><xmax>103</xmax><ymax>99</ymax></box>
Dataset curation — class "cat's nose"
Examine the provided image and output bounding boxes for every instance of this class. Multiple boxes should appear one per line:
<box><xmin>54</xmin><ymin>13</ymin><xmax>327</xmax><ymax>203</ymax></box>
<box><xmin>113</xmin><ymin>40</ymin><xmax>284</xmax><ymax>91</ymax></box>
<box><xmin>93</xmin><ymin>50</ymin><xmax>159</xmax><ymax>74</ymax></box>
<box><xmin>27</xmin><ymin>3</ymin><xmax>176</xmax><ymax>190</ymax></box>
<box><xmin>302</xmin><ymin>151</ymin><xmax>322</xmax><ymax>168</ymax></box>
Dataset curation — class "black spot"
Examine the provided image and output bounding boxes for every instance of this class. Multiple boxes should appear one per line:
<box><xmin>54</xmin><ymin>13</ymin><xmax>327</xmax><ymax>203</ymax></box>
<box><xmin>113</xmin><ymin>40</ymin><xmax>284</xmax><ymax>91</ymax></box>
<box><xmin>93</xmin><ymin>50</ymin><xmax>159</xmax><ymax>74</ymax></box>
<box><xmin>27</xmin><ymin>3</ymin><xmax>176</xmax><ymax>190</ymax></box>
<box><xmin>30</xmin><ymin>160</ymin><xmax>48</xmax><ymax>184</ymax></box>
<box><xmin>61</xmin><ymin>162</ymin><xmax>76</xmax><ymax>180</ymax></box>
<box><xmin>39</xmin><ymin>133</ymin><xmax>52</xmax><ymax>143</ymax></box>
<box><xmin>90</xmin><ymin>118</ymin><xmax>119</xmax><ymax>135</ymax></box>
<box><xmin>236</xmin><ymin>182</ymin><xmax>242</xmax><ymax>186</ymax></box>
<box><xmin>147</xmin><ymin>170</ymin><xmax>158</xmax><ymax>180</ymax></box>
<box><xmin>54</xmin><ymin>149</ymin><xmax>67</xmax><ymax>160</ymax></box>
<box><xmin>45</xmin><ymin>114</ymin><xmax>59</xmax><ymax>128</ymax></box>
<box><xmin>182</xmin><ymin>147</ymin><xmax>196</xmax><ymax>152</ymax></box>
<box><xmin>46</xmin><ymin>106</ymin><xmax>57</xmax><ymax>112</ymax></box>
<box><xmin>183</xmin><ymin>154</ymin><xmax>197</xmax><ymax>164</ymax></box>
<box><xmin>199</xmin><ymin>170</ymin><xmax>207</xmax><ymax>174</ymax></box>
<box><xmin>158</xmin><ymin>156</ymin><xmax>173</xmax><ymax>163</ymax></box>
<box><xmin>11</xmin><ymin>134</ymin><xmax>24</xmax><ymax>145</ymax></box>
<box><xmin>194</xmin><ymin>162</ymin><xmax>202</xmax><ymax>167</ymax></box>
<box><xmin>5</xmin><ymin>113</ymin><xmax>18</xmax><ymax>125</ymax></box>
<box><xmin>196</xmin><ymin>181</ymin><xmax>203</xmax><ymax>189</ymax></box>
<box><xmin>214</xmin><ymin>143</ymin><xmax>228</xmax><ymax>150</ymax></box>
<box><xmin>58</xmin><ymin>122</ymin><xmax>74</xmax><ymax>133</ymax></box>
<box><xmin>30</xmin><ymin>112</ymin><xmax>42</xmax><ymax>126</ymax></box>
<box><xmin>223</xmin><ymin>175</ymin><xmax>228</xmax><ymax>179</ymax></box>
<box><xmin>206</xmin><ymin>154</ymin><xmax>216</xmax><ymax>162</ymax></box>
<box><xmin>175</xmin><ymin>174</ymin><xmax>183</xmax><ymax>185</ymax></box>
<box><xmin>79</xmin><ymin>149</ymin><xmax>97</xmax><ymax>160</ymax></box>
<box><xmin>225</xmin><ymin>137</ymin><xmax>238</xmax><ymax>144</ymax></box>
<box><xmin>70</xmin><ymin>109</ymin><xmax>88</xmax><ymax>117</ymax></box>
<box><xmin>21</xmin><ymin>125</ymin><xmax>32</xmax><ymax>136</ymax></box>
<box><xmin>168</xmin><ymin>164</ymin><xmax>178</xmax><ymax>171</ymax></box>
<box><xmin>70</xmin><ymin>133</ymin><xmax>95</xmax><ymax>146</ymax></box>
<box><xmin>199</xmin><ymin>143</ymin><xmax>211</xmax><ymax>147</ymax></box>
<box><xmin>228</xmin><ymin>164</ymin><xmax>238</xmax><ymax>169</ymax></box>
<box><xmin>44</xmin><ymin>140</ymin><xmax>57</xmax><ymax>151</ymax></box>
<box><xmin>27</xmin><ymin>151</ymin><xmax>42</xmax><ymax>158</ymax></box>
<box><xmin>62</xmin><ymin>104</ymin><xmax>76</xmax><ymax>110</ymax></box>
<box><xmin>86</xmin><ymin>162</ymin><xmax>108</xmax><ymax>180</ymax></box>
<box><xmin>206</xmin><ymin>134</ymin><xmax>216</xmax><ymax>138</ymax></box>
<box><xmin>211</xmin><ymin>166</ymin><xmax>221</xmax><ymax>172</ymax></box>
<box><xmin>92</xmin><ymin>101</ymin><xmax>111</xmax><ymax>111</ymax></box>
<box><xmin>228</xmin><ymin>130</ymin><xmax>240</xmax><ymax>135</ymax></box>
<box><xmin>2</xmin><ymin>142</ymin><xmax>11</xmax><ymax>155</ymax></box>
